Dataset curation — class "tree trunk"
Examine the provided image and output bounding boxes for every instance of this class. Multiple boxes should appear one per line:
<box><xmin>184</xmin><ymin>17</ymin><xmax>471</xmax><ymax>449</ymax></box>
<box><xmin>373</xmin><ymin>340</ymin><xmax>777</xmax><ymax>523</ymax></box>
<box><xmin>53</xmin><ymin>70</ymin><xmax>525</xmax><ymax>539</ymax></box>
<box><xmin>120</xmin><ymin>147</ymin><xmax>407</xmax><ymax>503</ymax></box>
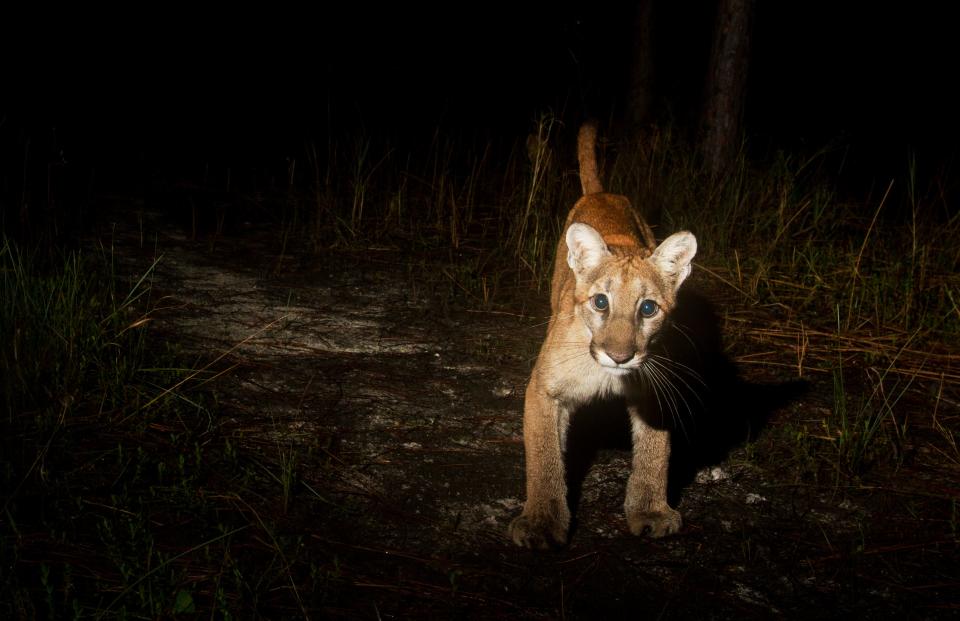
<box><xmin>701</xmin><ymin>0</ymin><xmax>754</xmax><ymax>177</ymax></box>
<box><xmin>626</xmin><ymin>0</ymin><xmax>656</xmax><ymax>133</ymax></box>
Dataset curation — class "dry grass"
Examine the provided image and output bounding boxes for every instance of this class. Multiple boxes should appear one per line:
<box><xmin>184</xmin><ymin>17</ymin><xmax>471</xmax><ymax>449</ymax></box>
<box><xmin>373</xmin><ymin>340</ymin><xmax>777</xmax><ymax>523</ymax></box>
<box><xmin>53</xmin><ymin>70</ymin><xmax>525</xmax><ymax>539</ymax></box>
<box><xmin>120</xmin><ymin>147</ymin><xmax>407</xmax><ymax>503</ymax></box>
<box><xmin>3</xmin><ymin>115</ymin><xmax>959</xmax><ymax>616</ymax></box>
<box><xmin>289</xmin><ymin>120</ymin><xmax>960</xmax><ymax>471</ymax></box>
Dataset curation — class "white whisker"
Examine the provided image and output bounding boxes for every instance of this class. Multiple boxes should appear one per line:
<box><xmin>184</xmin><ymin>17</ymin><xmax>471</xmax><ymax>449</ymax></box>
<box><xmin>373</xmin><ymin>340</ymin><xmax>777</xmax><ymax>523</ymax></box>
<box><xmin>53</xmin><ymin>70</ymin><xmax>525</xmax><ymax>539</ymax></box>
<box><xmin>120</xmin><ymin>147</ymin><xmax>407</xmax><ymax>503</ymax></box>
<box><xmin>650</xmin><ymin>355</ymin><xmax>707</xmax><ymax>394</ymax></box>
<box><xmin>667</xmin><ymin>321</ymin><xmax>699</xmax><ymax>352</ymax></box>
<box><xmin>642</xmin><ymin>357</ymin><xmax>698</xmax><ymax>438</ymax></box>
<box><xmin>643</xmin><ymin>365</ymin><xmax>679</xmax><ymax>432</ymax></box>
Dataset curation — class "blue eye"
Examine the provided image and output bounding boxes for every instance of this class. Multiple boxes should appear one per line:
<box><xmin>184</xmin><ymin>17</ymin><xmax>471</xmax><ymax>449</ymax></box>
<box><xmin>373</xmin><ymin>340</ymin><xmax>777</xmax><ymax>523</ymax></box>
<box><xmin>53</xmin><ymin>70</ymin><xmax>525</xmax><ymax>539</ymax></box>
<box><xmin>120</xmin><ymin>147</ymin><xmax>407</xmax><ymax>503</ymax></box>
<box><xmin>639</xmin><ymin>299</ymin><xmax>658</xmax><ymax>318</ymax></box>
<box><xmin>591</xmin><ymin>293</ymin><xmax>609</xmax><ymax>311</ymax></box>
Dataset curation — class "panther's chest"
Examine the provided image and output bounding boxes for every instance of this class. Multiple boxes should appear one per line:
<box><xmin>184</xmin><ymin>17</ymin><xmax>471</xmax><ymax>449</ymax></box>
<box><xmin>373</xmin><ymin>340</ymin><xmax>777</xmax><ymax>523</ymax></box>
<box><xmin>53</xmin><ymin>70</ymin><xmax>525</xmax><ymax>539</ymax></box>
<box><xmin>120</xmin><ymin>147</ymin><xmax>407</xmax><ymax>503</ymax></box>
<box><xmin>546</xmin><ymin>355</ymin><xmax>628</xmax><ymax>406</ymax></box>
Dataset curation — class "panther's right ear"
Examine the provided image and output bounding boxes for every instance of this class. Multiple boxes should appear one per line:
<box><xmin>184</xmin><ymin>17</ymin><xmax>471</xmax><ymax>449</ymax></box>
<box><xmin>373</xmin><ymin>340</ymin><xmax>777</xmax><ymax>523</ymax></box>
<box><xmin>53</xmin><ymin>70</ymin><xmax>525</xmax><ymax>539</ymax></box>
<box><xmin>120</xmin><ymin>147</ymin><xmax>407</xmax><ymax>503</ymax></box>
<box><xmin>566</xmin><ymin>223</ymin><xmax>610</xmax><ymax>275</ymax></box>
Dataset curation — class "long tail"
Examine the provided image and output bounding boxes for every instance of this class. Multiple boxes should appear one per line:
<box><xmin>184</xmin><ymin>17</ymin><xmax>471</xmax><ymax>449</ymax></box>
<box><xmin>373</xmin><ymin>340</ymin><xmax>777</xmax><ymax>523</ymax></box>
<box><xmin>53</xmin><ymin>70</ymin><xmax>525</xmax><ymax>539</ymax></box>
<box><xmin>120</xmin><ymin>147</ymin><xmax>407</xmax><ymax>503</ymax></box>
<box><xmin>577</xmin><ymin>121</ymin><xmax>604</xmax><ymax>195</ymax></box>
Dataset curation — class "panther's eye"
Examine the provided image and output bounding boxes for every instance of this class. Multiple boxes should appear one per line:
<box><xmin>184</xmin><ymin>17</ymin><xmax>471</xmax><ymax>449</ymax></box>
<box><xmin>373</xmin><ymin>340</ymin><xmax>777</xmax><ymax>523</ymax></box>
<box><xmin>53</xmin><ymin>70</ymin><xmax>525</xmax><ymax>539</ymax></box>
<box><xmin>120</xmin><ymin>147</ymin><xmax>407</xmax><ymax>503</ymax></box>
<box><xmin>591</xmin><ymin>293</ymin><xmax>609</xmax><ymax>311</ymax></box>
<box><xmin>639</xmin><ymin>299</ymin><xmax>659</xmax><ymax>318</ymax></box>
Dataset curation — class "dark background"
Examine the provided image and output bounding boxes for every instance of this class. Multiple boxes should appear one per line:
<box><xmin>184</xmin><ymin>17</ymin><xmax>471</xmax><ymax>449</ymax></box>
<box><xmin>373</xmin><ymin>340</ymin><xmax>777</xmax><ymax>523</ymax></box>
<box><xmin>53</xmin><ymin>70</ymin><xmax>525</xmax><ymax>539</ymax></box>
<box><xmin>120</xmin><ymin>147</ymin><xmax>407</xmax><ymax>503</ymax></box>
<box><xmin>4</xmin><ymin>3</ymin><xmax>959</xmax><ymax>203</ymax></box>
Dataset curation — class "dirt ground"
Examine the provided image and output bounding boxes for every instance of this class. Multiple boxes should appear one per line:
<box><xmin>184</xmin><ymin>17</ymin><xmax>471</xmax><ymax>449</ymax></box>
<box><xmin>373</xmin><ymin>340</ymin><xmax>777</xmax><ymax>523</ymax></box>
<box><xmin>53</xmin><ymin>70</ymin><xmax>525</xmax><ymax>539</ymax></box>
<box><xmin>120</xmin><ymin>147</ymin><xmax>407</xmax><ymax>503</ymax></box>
<box><xmin>100</xmin><ymin>204</ymin><xmax>958</xmax><ymax>620</ymax></box>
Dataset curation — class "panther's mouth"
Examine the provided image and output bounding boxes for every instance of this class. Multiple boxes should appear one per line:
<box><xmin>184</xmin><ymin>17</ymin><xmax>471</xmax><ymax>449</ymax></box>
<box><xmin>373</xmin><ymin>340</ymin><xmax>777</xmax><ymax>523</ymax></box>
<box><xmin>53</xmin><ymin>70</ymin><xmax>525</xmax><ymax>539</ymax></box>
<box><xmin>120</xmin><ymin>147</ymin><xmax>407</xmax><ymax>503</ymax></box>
<box><xmin>591</xmin><ymin>346</ymin><xmax>643</xmax><ymax>374</ymax></box>
<box><xmin>601</xmin><ymin>366</ymin><xmax>633</xmax><ymax>377</ymax></box>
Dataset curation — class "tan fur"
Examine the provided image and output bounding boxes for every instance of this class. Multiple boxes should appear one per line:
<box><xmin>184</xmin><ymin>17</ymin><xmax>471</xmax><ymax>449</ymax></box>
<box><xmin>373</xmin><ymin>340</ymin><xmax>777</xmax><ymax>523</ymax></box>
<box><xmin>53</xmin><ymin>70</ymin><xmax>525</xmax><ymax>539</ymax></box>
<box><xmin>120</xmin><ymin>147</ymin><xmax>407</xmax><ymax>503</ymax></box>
<box><xmin>509</xmin><ymin>121</ymin><xmax>697</xmax><ymax>549</ymax></box>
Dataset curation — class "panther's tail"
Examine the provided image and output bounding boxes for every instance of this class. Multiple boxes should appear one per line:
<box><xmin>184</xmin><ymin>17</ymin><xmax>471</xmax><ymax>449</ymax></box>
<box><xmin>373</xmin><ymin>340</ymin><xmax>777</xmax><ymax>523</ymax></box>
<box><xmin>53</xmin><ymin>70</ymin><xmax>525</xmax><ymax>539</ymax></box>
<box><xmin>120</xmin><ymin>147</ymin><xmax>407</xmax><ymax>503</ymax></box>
<box><xmin>577</xmin><ymin>121</ymin><xmax>603</xmax><ymax>195</ymax></box>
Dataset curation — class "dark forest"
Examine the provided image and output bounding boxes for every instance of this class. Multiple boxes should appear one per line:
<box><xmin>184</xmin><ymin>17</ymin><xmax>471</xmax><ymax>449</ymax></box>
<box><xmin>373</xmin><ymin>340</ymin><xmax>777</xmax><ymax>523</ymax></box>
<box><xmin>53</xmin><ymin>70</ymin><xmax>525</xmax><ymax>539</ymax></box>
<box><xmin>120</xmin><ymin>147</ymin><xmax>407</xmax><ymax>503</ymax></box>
<box><xmin>2</xmin><ymin>3</ymin><xmax>958</xmax><ymax>618</ymax></box>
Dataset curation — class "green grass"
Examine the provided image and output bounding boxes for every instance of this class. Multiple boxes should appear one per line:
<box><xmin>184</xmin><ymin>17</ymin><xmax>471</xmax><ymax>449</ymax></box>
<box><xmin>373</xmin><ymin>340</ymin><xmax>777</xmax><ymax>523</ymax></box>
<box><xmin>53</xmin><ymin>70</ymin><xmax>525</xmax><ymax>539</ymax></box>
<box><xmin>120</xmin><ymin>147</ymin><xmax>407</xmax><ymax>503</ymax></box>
<box><xmin>1</xmin><ymin>239</ymin><xmax>196</xmax><ymax>617</ymax></box>
<box><xmin>0</xmin><ymin>239</ymin><xmax>336</xmax><ymax>618</ymax></box>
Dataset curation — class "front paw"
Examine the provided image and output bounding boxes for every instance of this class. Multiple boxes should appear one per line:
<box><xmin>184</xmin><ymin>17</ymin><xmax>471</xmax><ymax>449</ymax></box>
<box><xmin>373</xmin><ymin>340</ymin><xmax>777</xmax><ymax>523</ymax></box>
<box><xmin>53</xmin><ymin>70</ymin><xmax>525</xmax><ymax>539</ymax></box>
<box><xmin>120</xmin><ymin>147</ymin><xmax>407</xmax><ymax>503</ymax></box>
<box><xmin>626</xmin><ymin>507</ymin><xmax>682</xmax><ymax>538</ymax></box>
<box><xmin>508</xmin><ymin>502</ymin><xmax>570</xmax><ymax>550</ymax></box>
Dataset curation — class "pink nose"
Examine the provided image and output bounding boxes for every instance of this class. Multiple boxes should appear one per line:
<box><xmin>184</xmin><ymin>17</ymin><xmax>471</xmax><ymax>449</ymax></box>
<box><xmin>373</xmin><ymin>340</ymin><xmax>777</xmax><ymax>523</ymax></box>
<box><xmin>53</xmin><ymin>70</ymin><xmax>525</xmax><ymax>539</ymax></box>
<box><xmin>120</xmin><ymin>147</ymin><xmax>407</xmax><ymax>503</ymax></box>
<box><xmin>606</xmin><ymin>349</ymin><xmax>635</xmax><ymax>364</ymax></box>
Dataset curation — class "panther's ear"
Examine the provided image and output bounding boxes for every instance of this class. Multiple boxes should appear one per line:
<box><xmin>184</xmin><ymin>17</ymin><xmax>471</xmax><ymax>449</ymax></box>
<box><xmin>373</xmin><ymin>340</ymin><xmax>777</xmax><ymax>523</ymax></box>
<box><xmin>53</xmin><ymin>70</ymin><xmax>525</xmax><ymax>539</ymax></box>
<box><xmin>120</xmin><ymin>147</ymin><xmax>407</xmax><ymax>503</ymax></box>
<box><xmin>651</xmin><ymin>231</ymin><xmax>697</xmax><ymax>290</ymax></box>
<box><xmin>566</xmin><ymin>223</ymin><xmax>610</xmax><ymax>276</ymax></box>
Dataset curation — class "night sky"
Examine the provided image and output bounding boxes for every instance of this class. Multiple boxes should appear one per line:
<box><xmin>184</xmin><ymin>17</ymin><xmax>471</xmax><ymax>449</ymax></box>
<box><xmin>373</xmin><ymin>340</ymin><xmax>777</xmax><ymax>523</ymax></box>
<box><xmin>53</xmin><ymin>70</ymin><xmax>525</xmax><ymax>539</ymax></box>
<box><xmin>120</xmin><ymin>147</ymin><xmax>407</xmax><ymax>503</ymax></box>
<box><xmin>5</xmin><ymin>3</ymin><xmax>959</xmax><ymax>193</ymax></box>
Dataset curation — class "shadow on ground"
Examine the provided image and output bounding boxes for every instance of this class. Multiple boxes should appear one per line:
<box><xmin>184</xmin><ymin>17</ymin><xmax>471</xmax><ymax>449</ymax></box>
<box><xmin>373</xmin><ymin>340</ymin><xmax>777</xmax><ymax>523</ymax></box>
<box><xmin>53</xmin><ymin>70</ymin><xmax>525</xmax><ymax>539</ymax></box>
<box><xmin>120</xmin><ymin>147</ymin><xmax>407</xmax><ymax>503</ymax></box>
<box><xmin>564</xmin><ymin>288</ymin><xmax>810</xmax><ymax>537</ymax></box>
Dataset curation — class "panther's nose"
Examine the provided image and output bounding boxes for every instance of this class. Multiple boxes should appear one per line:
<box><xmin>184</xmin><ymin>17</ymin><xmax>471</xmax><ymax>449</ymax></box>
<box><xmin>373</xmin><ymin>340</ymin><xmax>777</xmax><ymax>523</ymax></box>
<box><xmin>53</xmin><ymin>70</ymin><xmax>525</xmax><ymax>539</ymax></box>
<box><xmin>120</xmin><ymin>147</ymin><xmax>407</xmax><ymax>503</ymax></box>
<box><xmin>606</xmin><ymin>349</ymin><xmax>635</xmax><ymax>365</ymax></box>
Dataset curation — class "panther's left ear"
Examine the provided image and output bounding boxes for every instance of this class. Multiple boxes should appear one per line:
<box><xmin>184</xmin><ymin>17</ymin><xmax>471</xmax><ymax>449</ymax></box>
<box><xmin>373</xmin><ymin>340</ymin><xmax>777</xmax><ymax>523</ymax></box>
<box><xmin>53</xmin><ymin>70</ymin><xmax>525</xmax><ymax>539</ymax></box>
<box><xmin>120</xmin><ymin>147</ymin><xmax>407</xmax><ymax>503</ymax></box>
<box><xmin>651</xmin><ymin>231</ymin><xmax>697</xmax><ymax>290</ymax></box>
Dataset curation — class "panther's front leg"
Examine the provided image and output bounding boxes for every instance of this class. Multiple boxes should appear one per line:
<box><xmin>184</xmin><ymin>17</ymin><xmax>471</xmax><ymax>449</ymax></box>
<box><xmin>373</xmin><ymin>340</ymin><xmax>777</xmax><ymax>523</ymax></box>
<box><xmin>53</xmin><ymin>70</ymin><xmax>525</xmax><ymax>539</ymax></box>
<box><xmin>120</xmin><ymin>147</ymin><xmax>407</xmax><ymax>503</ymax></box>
<box><xmin>509</xmin><ymin>378</ymin><xmax>571</xmax><ymax>549</ymax></box>
<box><xmin>623</xmin><ymin>406</ymin><xmax>681</xmax><ymax>537</ymax></box>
